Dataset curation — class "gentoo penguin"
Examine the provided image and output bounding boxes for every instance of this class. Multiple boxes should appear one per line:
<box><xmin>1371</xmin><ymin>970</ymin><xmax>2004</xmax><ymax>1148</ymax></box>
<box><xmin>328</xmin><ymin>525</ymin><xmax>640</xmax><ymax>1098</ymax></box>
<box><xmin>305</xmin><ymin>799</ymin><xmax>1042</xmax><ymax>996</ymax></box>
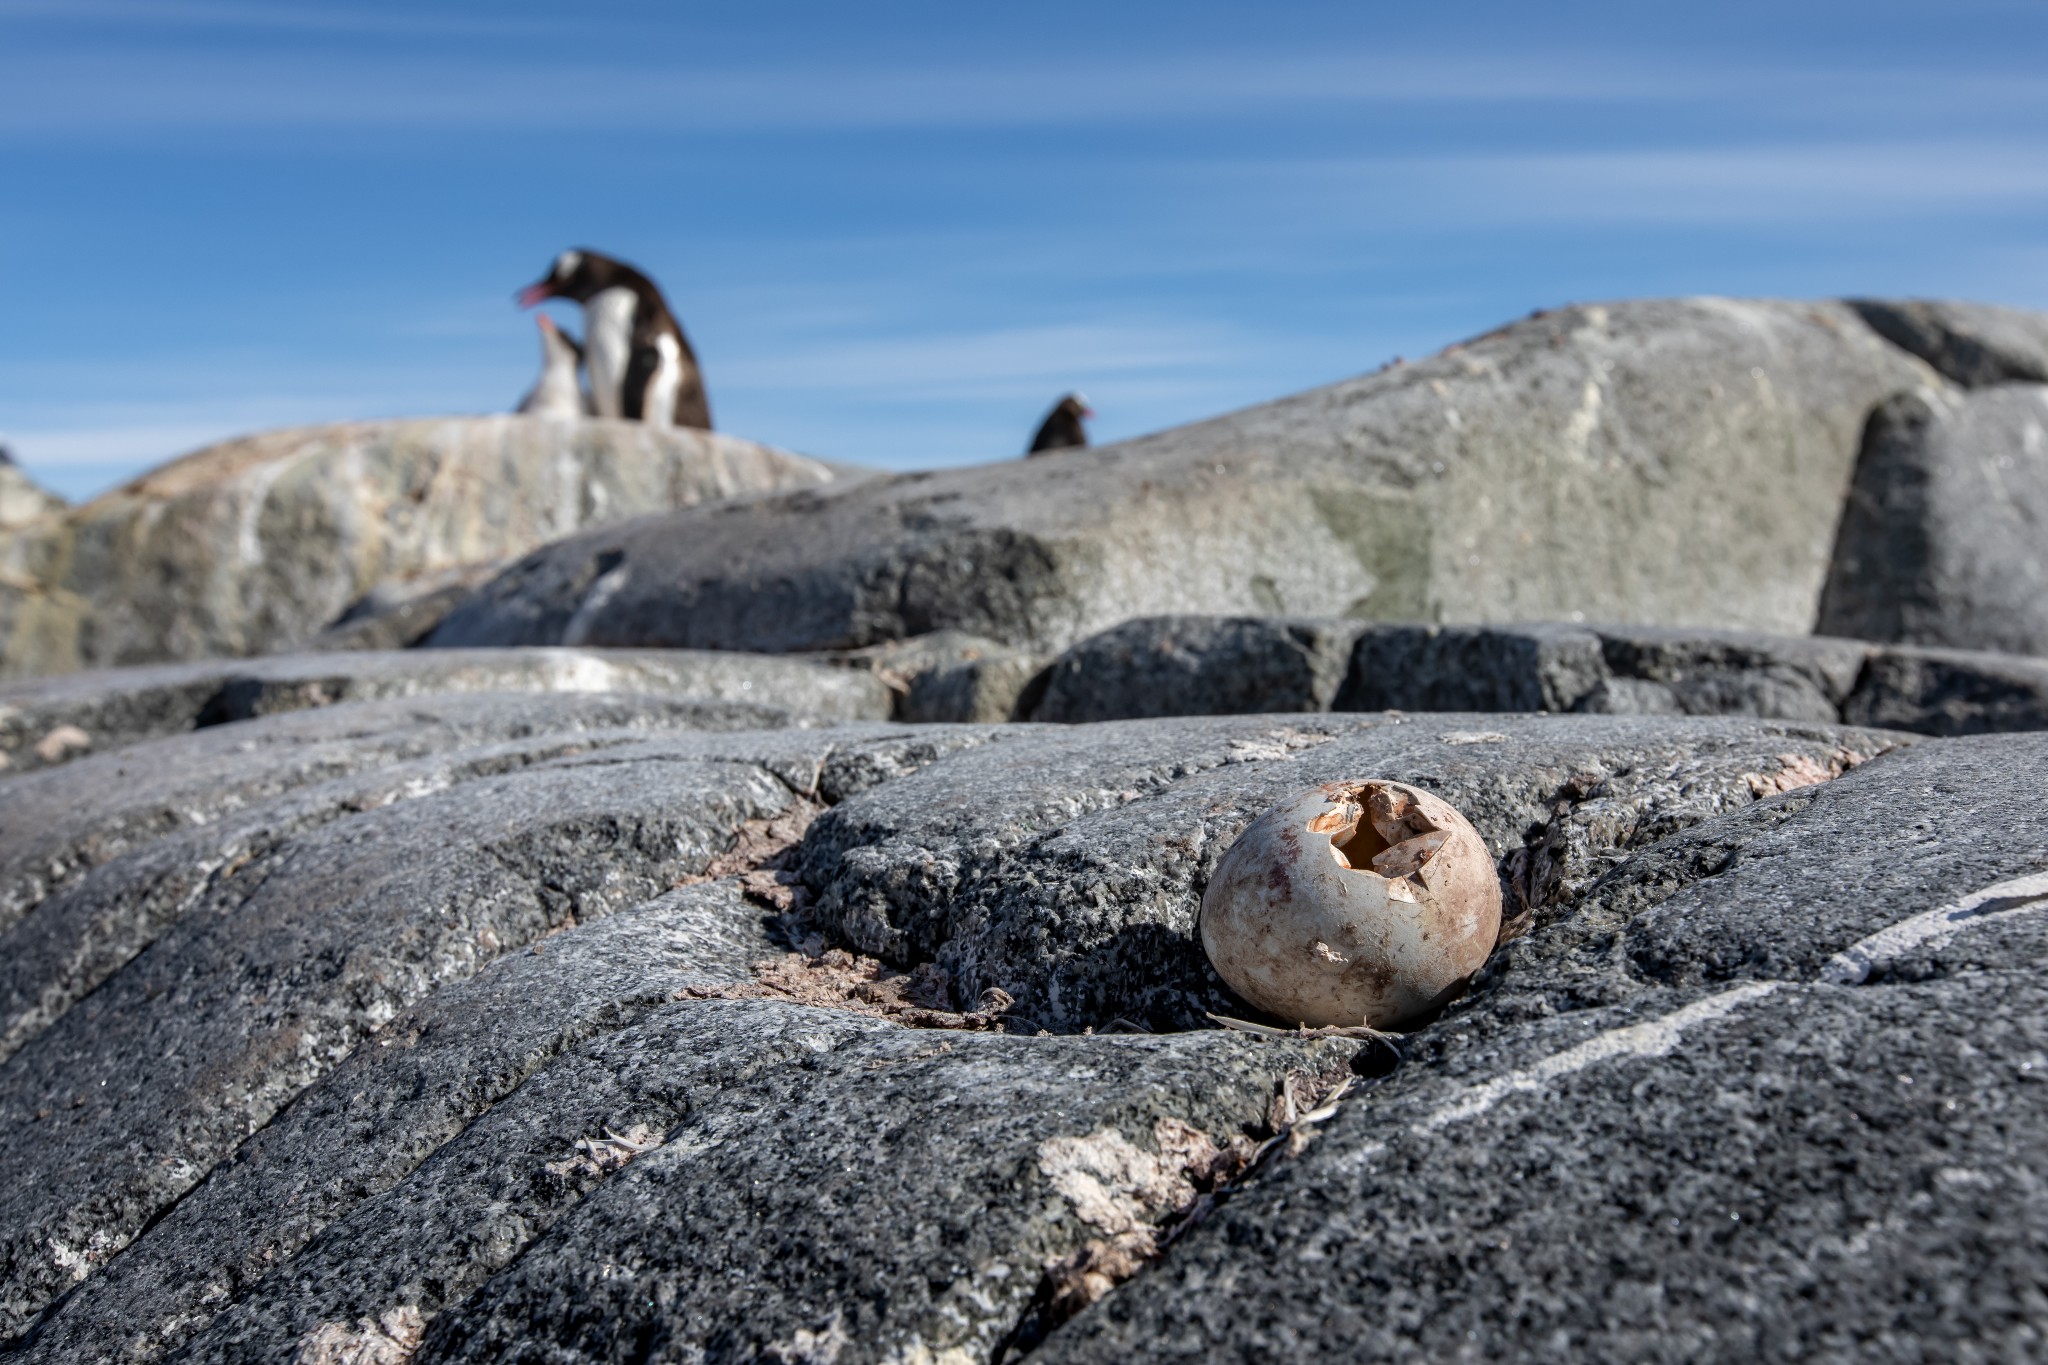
<box><xmin>514</xmin><ymin>314</ymin><xmax>593</xmax><ymax>418</ymax></box>
<box><xmin>516</xmin><ymin>248</ymin><xmax>711</xmax><ymax>429</ymax></box>
<box><xmin>1026</xmin><ymin>392</ymin><xmax>1093</xmax><ymax>456</ymax></box>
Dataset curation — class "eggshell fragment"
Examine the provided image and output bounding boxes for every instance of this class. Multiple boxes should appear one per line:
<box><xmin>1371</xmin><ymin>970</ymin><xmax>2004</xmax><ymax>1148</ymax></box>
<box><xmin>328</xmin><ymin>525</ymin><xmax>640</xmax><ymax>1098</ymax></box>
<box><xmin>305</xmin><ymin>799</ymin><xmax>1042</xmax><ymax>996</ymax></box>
<box><xmin>1199</xmin><ymin>780</ymin><xmax>1502</xmax><ymax>1029</ymax></box>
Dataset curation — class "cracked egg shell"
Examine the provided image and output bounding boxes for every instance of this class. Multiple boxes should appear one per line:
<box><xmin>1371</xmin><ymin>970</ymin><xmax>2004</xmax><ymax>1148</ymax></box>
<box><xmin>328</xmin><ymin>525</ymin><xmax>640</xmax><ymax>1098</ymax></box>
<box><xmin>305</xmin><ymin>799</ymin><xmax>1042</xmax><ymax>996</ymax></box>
<box><xmin>1200</xmin><ymin>780</ymin><xmax>1501</xmax><ymax>1029</ymax></box>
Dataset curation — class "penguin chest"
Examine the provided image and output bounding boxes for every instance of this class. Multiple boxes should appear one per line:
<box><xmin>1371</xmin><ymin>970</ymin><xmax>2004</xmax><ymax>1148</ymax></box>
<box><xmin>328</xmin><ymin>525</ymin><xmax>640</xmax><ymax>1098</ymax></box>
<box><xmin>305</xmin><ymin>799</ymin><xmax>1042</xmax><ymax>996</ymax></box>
<box><xmin>640</xmin><ymin>334</ymin><xmax>683</xmax><ymax>430</ymax></box>
<box><xmin>583</xmin><ymin>288</ymin><xmax>638</xmax><ymax>420</ymax></box>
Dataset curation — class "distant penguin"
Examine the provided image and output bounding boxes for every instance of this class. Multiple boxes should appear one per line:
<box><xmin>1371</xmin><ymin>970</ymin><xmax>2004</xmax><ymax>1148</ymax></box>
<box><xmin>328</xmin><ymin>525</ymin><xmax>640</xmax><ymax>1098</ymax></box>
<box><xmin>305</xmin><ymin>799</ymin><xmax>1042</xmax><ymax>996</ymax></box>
<box><xmin>516</xmin><ymin>248</ymin><xmax>711</xmax><ymax>430</ymax></box>
<box><xmin>515</xmin><ymin>314</ymin><xmax>593</xmax><ymax>418</ymax></box>
<box><xmin>1026</xmin><ymin>393</ymin><xmax>1093</xmax><ymax>456</ymax></box>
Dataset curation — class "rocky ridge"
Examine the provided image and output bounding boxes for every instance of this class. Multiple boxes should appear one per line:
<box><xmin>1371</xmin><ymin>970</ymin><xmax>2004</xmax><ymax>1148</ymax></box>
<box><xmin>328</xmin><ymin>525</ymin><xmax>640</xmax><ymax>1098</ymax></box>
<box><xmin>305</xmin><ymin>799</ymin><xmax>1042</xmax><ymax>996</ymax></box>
<box><xmin>0</xmin><ymin>416</ymin><xmax>843</xmax><ymax>680</ymax></box>
<box><xmin>5</xmin><ymin>292</ymin><xmax>2048</xmax><ymax>1361</ymax></box>
<box><xmin>428</xmin><ymin>297</ymin><xmax>1947</xmax><ymax>655</ymax></box>
<box><xmin>1024</xmin><ymin>615</ymin><xmax>2048</xmax><ymax>737</ymax></box>
<box><xmin>0</xmin><ymin>657</ymin><xmax>2041</xmax><ymax>1360</ymax></box>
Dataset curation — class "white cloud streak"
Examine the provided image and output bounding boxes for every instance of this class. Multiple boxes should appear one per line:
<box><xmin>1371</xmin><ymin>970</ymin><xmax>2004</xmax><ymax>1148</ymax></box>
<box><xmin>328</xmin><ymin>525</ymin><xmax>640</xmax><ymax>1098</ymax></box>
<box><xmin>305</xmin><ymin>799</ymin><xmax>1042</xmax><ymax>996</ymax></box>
<box><xmin>9</xmin><ymin>39</ymin><xmax>2042</xmax><ymax>138</ymax></box>
<box><xmin>1178</xmin><ymin>141</ymin><xmax>2048</xmax><ymax>227</ymax></box>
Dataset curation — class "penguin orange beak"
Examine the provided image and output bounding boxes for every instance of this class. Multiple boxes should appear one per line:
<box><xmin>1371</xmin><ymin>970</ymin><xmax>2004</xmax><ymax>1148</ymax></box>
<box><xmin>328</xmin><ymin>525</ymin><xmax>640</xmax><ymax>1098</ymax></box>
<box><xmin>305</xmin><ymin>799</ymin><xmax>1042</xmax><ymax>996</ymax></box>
<box><xmin>515</xmin><ymin>281</ymin><xmax>554</xmax><ymax>308</ymax></box>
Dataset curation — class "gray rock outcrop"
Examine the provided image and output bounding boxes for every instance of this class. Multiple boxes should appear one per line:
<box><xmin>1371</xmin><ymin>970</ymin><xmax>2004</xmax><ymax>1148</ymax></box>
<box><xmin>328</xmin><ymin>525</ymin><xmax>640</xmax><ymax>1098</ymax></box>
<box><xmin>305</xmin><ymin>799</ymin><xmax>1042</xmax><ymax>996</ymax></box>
<box><xmin>0</xmin><ymin>462</ymin><xmax>64</xmax><ymax>533</ymax></box>
<box><xmin>3</xmin><ymin>662</ymin><xmax>2046</xmax><ymax>1360</ymax></box>
<box><xmin>1818</xmin><ymin>385</ymin><xmax>2048</xmax><ymax>656</ymax></box>
<box><xmin>1021</xmin><ymin>615</ymin><xmax>2048</xmax><ymax>737</ymax></box>
<box><xmin>0</xmin><ymin>416</ymin><xmax>842</xmax><ymax>679</ymax></box>
<box><xmin>1047</xmin><ymin>732</ymin><xmax>2048</xmax><ymax>1362</ymax></box>
<box><xmin>0</xmin><ymin>646</ymin><xmax>891</xmax><ymax>772</ymax></box>
<box><xmin>1846</xmin><ymin>298</ymin><xmax>2048</xmax><ymax>387</ymax></box>
<box><xmin>428</xmin><ymin>298</ymin><xmax>1937</xmax><ymax>654</ymax></box>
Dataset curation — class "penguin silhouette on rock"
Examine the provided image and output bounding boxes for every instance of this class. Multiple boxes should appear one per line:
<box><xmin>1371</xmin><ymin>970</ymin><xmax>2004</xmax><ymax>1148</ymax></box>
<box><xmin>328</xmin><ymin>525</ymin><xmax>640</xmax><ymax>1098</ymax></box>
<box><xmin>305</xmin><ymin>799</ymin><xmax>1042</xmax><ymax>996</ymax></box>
<box><xmin>517</xmin><ymin>249</ymin><xmax>712</xmax><ymax>429</ymax></box>
<box><xmin>514</xmin><ymin>314</ymin><xmax>594</xmax><ymax>418</ymax></box>
<box><xmin>1026</xmin><ymin>392</ymin><xmax>1093</xmax><ymax>456</ymax></box>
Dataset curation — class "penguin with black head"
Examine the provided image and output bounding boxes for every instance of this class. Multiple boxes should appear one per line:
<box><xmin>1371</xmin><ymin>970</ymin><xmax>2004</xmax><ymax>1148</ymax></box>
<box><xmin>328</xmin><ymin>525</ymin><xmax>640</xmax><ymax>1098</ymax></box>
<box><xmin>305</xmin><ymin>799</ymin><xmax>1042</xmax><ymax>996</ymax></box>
<box><xmin>1026</xmin><ymin>392</ymin><xmax>1093</xmax><ymax>456</ymax></box>
<box><xmin>517</xmin><ymin>249</ymin><xmax>711</xmax><ymax>429</ymax></box>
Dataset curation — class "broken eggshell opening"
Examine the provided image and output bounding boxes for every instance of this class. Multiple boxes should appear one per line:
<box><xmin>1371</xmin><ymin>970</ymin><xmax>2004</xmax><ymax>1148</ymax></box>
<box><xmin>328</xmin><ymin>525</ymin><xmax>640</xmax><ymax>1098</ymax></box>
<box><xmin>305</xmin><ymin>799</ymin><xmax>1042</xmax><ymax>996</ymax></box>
<box><xmin>1199</xmin><ymin>780</ymin><xmax>1502</xmax><ymax>1030</ymax></box>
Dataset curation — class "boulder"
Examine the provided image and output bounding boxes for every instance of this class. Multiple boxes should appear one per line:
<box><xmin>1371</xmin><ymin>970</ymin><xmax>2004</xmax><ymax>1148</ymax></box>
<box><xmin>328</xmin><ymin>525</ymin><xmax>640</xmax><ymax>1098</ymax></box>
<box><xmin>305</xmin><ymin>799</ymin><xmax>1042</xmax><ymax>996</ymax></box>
<box><xmin>1846</xmin><ymin>298</ymin><xmax>2048</xmax><ymax>387</ymax></box>
<box><xmin>0</xmin><ymin>645</ymin><xmax>891</xmax><ymax>772</ymax></box>
<box><xmin>831</xmin><ymin>628</ymin><xmax>1047</xmax><ymax>723</ymax></box>
<box><xmin>1818</xmin><ymin>385</ymin><xmax>2048</xmax><ymax>656</ymax></box>
<box><xmin>306</xmin><ymin>560</ymin><xmax>511</xmax><ymax>652</ymax></box>
<box><xmin>3</xmin><ymin>684</ymin><xmax>1943</xmax><ymax>1358</ymax></box>
<box><xmin>1842</xmin><ymin>643</ymin><xmax>2048</xmax><ymax>736</ymax></box>
<box><xmin>1033</xmin><ymin>615</ymin><xmax>1365</xmax><ymax>722</ymax></box>
<box><xmin>0</xmin><ymin>462</ymin><xmax>64</xmax><ymax>533</ymax></box>
<box><xmin>1046</xmin><ymin>733</ymin><xmax>2048</xmax><ymax>1362</ymax></box>
<box><xmin>428</xmin><ymin>298</ymin><xmax>1938</xmax><ymax>655</ymax></box>
<box><xmin>0</xmin><ymin>416</ymin><xmax>842</xmax><ymax>679</ymax></box>
<box><xmin>1024</xmin><ymin>615</ymin><xmax>2048</xmax><ymax>737</ymax></box>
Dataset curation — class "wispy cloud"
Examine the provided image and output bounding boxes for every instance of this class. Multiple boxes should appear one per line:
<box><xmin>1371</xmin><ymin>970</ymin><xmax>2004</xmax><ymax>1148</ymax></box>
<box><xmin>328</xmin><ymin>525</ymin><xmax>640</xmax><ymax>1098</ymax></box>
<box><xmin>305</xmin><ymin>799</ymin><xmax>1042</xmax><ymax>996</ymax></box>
<box><xmin>0</xmin><ymin>0</ymin><xmax>551</xmax><ymax>37</ymax></box>
<box><xmin>1179</xmin><ymin>141</ymin><xmax>2048</xmax><ymax>228</ymax></box>
<box><xmin>717</xmin><ymin>321</ymin><xmax>1242</xmax><ymax>400</ymax></box>
<box><xmin>0</xmin><ymin>47</ymin><xmax>1858</xmax><ymax>138</ymax></box>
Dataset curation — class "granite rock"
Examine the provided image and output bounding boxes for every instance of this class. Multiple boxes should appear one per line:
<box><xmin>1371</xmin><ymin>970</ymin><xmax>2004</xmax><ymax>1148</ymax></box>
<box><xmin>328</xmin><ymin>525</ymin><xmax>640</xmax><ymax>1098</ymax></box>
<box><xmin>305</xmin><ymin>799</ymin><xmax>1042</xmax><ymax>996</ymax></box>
<box><xmin>0</xmin><ymin>645</ymin><xmax>890</xmax><ymax>771</ymax></box>
<box><xmin>1847</xmin><ymin>298</ymin><xmax>2048</xmax><ymax>387</ymax></box>
<box><xmin>1842</xmin><ymin>642</ymin><xmax>2048</xmax><ymax>736</ymax></box>
<box><xmin>0</xmin><ymin>416</ymin><xmax>841</xmax><ymax>679</ymax></box>
<box><xmin>429</xmin><ymin>299</ymin><xmax>1933</xmax><ymax>654</ymax></box>
<box><xmin>0</xmin><ymin>462</ymin><xmax>64</xmax><ymax>533</ymax></box>
<box><xmin>11</xmin><ymin>669</ymin><xmax>2048</xmax><ymax>1362</ymax></box>
<box><xmin>1044</xmin><ymin>733</ymin><xmax>2048</xmax><ymax>1363</ymax></box>
<box><xmin>1033</xmin><ymin>615</ymin><xmax>1365</xmax><ymax>722</ymax></box>
<box><xmin>832</xmin><ymin>629</ymin><xmax>1047</xmax><ymax>723</ymax></box>
<box><xmin>800</xmin><ymin>712</ymin><xmax>1903</xmax><ymax>1033</ymax></box>
<box><xmin>1031</xmin><ymin>615</ymin><xmax>2048</xmax><ymax>738</ymax></box>
<box><xmin>1818</xmin><ymin>385</ymin><xmax>2048</xmax><ymax>656</ymax></box>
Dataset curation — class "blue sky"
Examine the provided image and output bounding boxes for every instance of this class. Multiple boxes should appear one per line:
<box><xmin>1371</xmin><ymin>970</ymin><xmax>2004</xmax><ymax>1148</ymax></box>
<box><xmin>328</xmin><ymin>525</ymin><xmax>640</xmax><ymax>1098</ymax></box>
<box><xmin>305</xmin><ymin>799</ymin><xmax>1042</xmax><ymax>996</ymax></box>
<box><xmin>2</xmin><ymin>0</ymin><xmax>2045</xmax><ymax>501</ymax></box>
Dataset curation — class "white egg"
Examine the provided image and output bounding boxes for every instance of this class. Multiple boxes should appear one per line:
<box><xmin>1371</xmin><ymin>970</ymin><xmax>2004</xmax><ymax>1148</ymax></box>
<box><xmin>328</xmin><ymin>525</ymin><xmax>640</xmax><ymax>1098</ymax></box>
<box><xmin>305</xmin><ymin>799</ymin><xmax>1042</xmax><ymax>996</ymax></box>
<box><xmin>1200</xmin><ymin>780</ymin><xmax>1502</xmax><ymax>1029</ymax></box>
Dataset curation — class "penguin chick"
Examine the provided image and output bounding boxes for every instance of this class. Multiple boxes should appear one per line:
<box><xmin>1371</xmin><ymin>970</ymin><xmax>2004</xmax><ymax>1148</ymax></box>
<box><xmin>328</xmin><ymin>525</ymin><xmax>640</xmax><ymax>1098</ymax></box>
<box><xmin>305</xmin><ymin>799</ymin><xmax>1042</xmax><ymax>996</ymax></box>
<box><xmin>515</xmin><ymin>314</ymin><xmax>594</xmax><ymax>418</ymax></box>
<box><xmin>516</xmin><ymin>248</ymin><xmax>711</xmax><ymax>430</ymax></box>
<box><xmin>1026</xmin><ymin>392</ymin><xmax>1093</xmax><ymax>456</ymax></box>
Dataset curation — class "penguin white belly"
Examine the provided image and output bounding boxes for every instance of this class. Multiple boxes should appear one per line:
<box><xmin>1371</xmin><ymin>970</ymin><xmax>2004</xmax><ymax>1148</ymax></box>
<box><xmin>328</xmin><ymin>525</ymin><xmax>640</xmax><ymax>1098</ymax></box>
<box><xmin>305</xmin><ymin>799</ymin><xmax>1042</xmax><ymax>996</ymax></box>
<box><xmin>643</xmin><ymin>333</ymin><xmax>682</xmax><ymax>430</ymax></box>
<box><xmin>582</xmin><ymin>288</ymin><xmax>637</xmax><ymax>420</ymax></box>
<box><xmin>516</xmin><ymin>327</ymin><xmax>587</xmax><ymax>418</ymax></box>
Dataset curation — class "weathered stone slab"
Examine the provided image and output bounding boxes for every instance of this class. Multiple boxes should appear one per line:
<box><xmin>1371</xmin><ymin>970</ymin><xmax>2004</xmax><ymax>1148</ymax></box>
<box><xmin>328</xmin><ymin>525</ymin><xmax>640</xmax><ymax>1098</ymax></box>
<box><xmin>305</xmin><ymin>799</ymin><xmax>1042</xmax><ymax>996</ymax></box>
<box><xmin>1848</xmin><ymin>298</ymin><xmax>2048</xmax><ymax>387</ymax></box>
<box><xmin>1043</xmin><ymin>733</ymin><xmax>2048</xmax><ymax>1362</ymax></box>
<box><xmin>0</xmin><ymin>746</ymin><xmax>803</xmax><ymax>1335</ymax></box>
<box><xmin>1843</xmin><ymin>643</ymin><xmax>2048</xmax><ymax>736</ymax></box>
<box><xmin>0</xmin><ymin>692</ymin><xmax>789</xmax><ymax>933</ymax></box>
<box><xmin>1029</xmin><ymin>615</ymin><xmax>2048</xmax><ymax>738</ymax></box>
<box><xmin>0</xmin><ymin>646</ymin><xmax>890</xmax><ymax>771</ymax></box>
<box><xmin>0</xmin><ymin>416</ymin><xmax>844</xmax><ymax>679</ymax></box>
<box><xmin>21</xmin><ymin>695</ymin><xmax>2048</xmax><ymax>1363</ymax></box>
<box><xmin>194</xmin><ymin>1014</ymin><xmax>1341</xmax><ymax>1365</ymax></box>
<box><xmin>833</xmin><ymin>628</ymin><xmax>1046</xmax><ymax>723</ymax></box>
<box><xmin>305</xmin><ymin>560</ymin><xmax>509</xmax><ymax>652</ymax></box>
<box><xmin>0</xmin><ymin>462</ymin><xmax>64</xmax><ymax>532</ymax></box>
<box><xmin>1034</xmin><ymin>616</ymin><xmax>1365</xmax><ymax>722</ymax></box>
<box><xmin>429</xmin><ymin>299</ymin><xmax>1934</xmax><ymax>655</ymax></box>
<box><xmin>1818</xmin><ymin>385</ymin><xmax>2048</xmax><ymax>656</ymax></box>
<box><xmin>13</xmin><ymin>883</ymin><xmax>788</xmax><ymax>1363</ymax></box>
<box><xmin>1339</xmin><ymin>621</ymin><xmax>1610</xmax><ymax>713</ymax></box>
<box><xmin>802</xmin><ymin>713</ymin><xmax>1904</xmax><ymax>1033</ymax></box>
<box><xmin>1580</xmin><ymin>623</ymin><xmax>1867</xmax><ymax>720</ymax></box>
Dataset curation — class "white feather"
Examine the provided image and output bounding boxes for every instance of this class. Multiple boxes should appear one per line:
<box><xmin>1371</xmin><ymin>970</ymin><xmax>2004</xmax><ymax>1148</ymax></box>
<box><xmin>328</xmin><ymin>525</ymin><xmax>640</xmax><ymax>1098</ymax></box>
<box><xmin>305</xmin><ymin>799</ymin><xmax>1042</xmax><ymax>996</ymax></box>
<box><xmin>643</xmin><ymin>333</ymin><xmax>682</xmax><ymax>429</ymax></box>
<box><xmin>583</xmin><ymin>287</ymin><xmax>637</xmax><ymax>420</ymax></box>
<box><xmin>515</xmin><ymin>322</ymin><xmax>588</xmax><ymax>418</ymax></box>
